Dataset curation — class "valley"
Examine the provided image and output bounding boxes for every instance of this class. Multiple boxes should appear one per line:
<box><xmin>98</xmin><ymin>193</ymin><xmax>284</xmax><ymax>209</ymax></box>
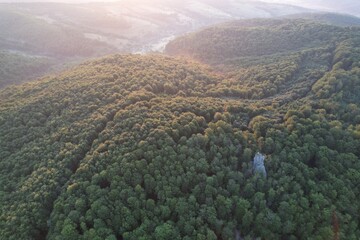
<box><xmin>0</xmin><ymin>0</ymin><xmax>312</xmax><ymax>88</ymax></box>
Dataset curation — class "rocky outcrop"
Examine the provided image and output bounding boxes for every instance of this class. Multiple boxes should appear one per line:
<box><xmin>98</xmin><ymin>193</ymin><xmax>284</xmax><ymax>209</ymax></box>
<box><xmin>253</xmin><ymin>152</ymin><xmax>266</xmax><ymax>177</ymax></box>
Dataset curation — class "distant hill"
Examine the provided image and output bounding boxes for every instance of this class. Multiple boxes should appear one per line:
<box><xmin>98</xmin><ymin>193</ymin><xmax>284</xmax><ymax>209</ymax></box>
<box><xmin>282</xmin><ymin>0</ymin><xmax>360</xmax><ymax>18</ymax></box>
<box><xmin>0</xmin><ymin>7</ymin><xmax>115</xmax><ymax>57</ymax></box>
<box><xmin>165</xmin><ymin>17</ymin><xmax>360</xmax><ymax>102</ymax></box>
<box><xmin>283</xmin><ymin>12</ymin><xmax>360</xmax><ymax>26</ymax></box>
<box><xmin>1</xmin><ymin>18</ymin><xmax>360</xmax><ymax>239</ymax></box>
<box><xmin>0</xmin><ymin>0</ymin><xmax>312</xmax><ymax>88</ymax></box>
<box><xmin>0</xmin><ymin>51</ymin><xmax>54</xmax><ymax>88</ymax></box>
<box><xmin>165</xmin><ymin>18</ymin><xmax>349</xmax><ymax>63</ymax></box>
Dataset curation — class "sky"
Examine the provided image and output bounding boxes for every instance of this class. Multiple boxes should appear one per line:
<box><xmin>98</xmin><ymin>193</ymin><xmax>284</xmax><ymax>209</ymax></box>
<box><xmin>261</xmin><ymin>0</ymin><xmax>329</xmax><ymax>11</ymax></box>
<box><xmin>0</xmin><ymin>0</ymin><xmax>121</xmax><ymax>2</ymax></box>
<box><xmin>268</xmin><ymin>0</ymin><xmax>360</xmax><ymax>15</ymax></box>
<box><xmin>262</xmin><ymin>0</ymin><xmax>357</xmax><ymax>10</ymax></box>
<box><xmin>0</xmin><ymin>0</ymin><xmax>358</xmax><ymax>16</ymax></box>
<box><xmin>0</xmin><ymin>0</ymin><xmax>120</xmax><ymax>2</ymax></box>
<box><xmin>0</xmin><ymin>0</ymin><xmax>301</xmax><ymax>3</ymax></box>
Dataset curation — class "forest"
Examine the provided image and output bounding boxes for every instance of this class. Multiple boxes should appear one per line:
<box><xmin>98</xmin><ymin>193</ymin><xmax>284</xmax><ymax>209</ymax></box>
<box><xmin>0</xmin><ymin>50</ymin><xmax>55</xmax><ymax>88</ymax></box>
<box><xmin>0</xmin><ymin>18</ymin><xmax>360</xmax><ymax>239</ymax></box>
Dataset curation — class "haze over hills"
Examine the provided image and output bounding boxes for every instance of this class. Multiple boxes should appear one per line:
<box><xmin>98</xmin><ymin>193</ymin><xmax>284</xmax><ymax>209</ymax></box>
<box><xmin>0</xmin><ymin>0</ymin><xmax>312</xmax><ymax>88</ymax></box>
<box><xmin>1</xmin><ymin>17</ymin><xmax>360</xmax><ymax>239</ymax></box>
<box><xmin>1</xmin><ymin>0</ymin><xmax>359</xmax><ymax>16</ymax></box>
<box><xmin>275</xmin><ymin>0</ymin><xmax>360</xmax><ymax>17</ymax></box>
<box><xmin>1</xmin><ymin>0</ymin><xmax>360</xmax><ymax>89</ymax></box>
<box><xmin>0</xmin><ymin>0</ymin><xmax>311</xmax><ymax>53</ymax></box>
<box><xmin>282</xmin><ymin>12</ymin><xmax>360</xmax><ymax>26</ymax></box>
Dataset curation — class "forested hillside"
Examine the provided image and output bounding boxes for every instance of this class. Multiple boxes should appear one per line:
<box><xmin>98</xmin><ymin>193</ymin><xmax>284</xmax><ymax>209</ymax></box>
<box><xmin>165</xmin><ymin>19</ymin><xmax>349</xmax><ymax>63</ymax></box>
<box><xmin>283</xmin><ymin>13</ymin><xmax>360</xmax><ymax>26</ymax></box>
<box><xmin>1</xmin><ymin>19</ymin><xmax>360</xmax><ymax>240</ymax></box>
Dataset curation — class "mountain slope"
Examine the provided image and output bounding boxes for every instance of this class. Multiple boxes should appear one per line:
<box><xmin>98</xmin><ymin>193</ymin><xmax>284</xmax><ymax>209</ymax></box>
<box><xmin>1</xmin><ymin>19</ymin><xmax>360</xmax><ymax>239</ymax></box>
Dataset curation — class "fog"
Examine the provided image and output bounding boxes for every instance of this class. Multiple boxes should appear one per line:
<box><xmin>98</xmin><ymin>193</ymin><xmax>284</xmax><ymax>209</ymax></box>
<box><xmin>0</xmin><ymin>0</ymin><xmax>119</xmax><ymax>2</ymax></box>
<box><xmin>0</xmin><ymin>0</ymin><xmax>359</xmax><ymax>16</ymax></box>
<box><xmin>263</xmin><ymin>0</ymin><xmax>360</xmax><ymax>13</ymax></box>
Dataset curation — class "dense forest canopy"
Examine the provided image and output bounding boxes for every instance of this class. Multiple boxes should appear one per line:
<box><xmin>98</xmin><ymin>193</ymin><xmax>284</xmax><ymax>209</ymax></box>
<box><xmin>0</xmin><ymin>18</ymin><xmax>360</xmax><ymax>239</ymax></box>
